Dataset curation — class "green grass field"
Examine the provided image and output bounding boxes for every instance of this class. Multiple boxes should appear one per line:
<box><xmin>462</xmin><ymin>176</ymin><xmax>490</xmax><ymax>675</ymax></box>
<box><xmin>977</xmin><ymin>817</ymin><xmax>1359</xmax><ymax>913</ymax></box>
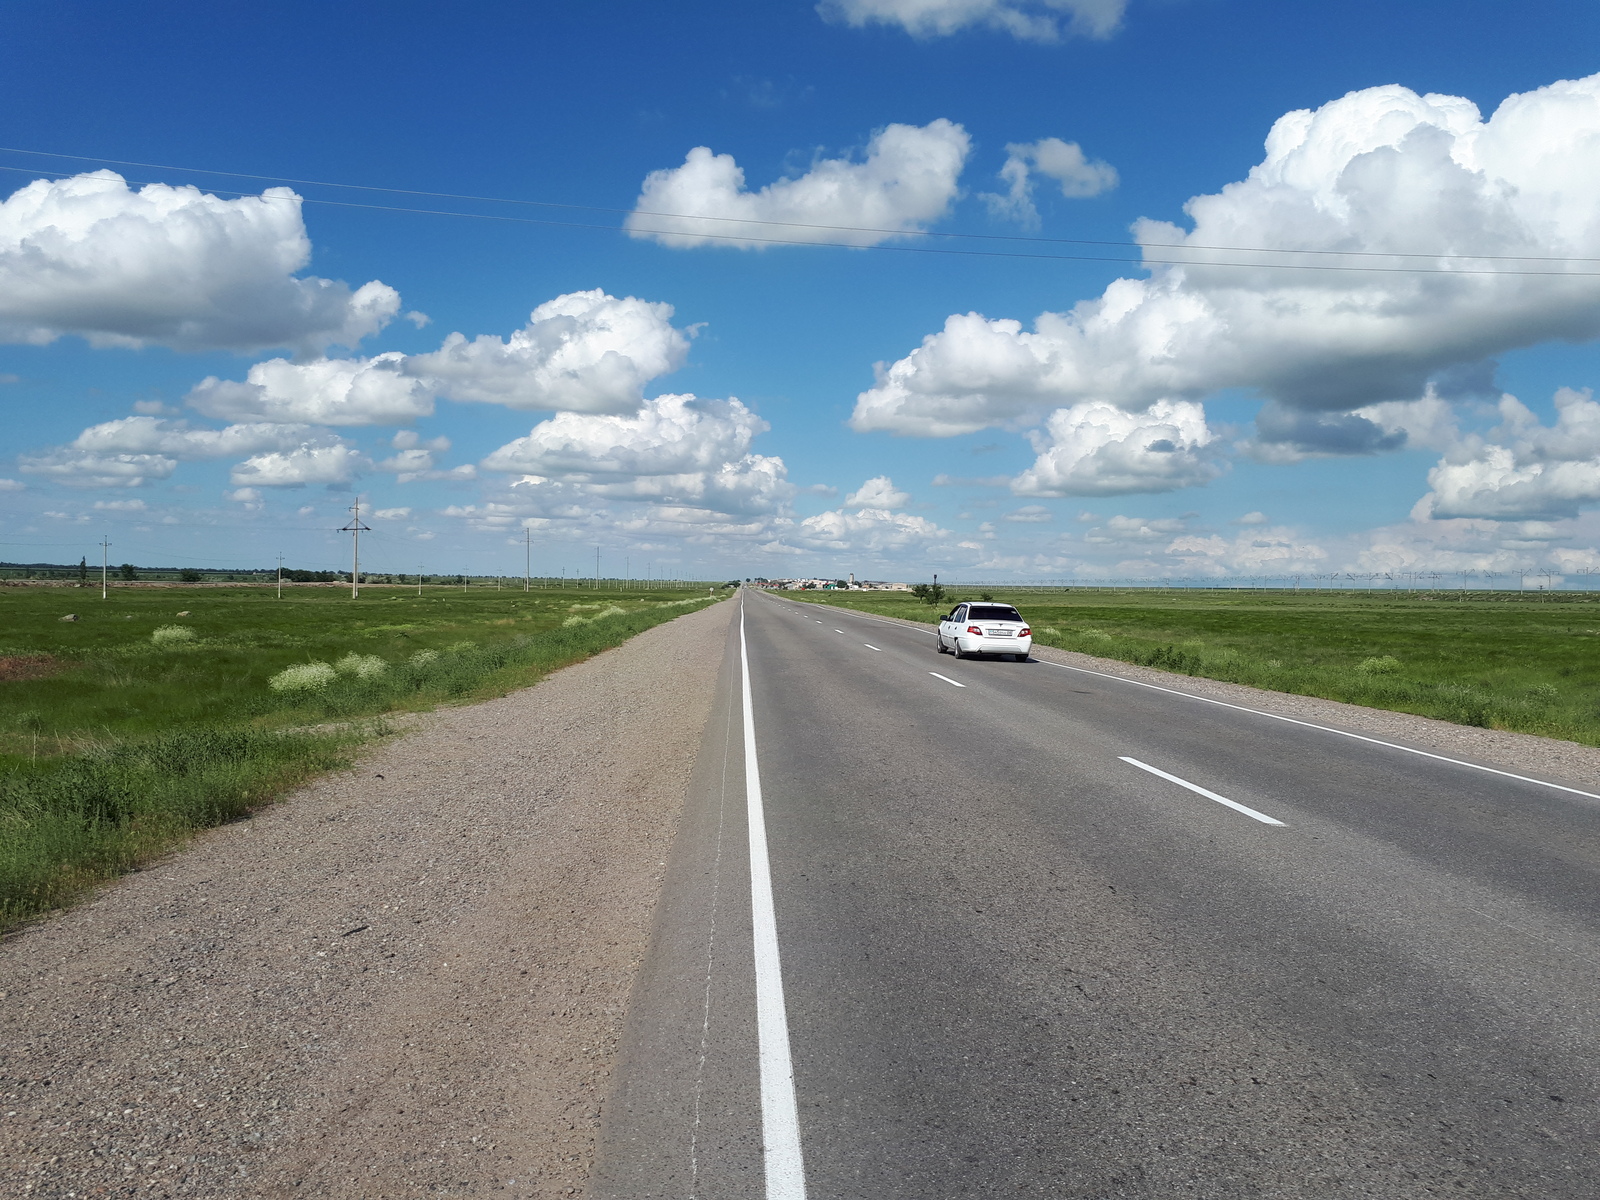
<box><xmin>784</xmin><ymin>586</ymin><xmax>1600</xmax><ymax>745</ymax></box>
<box><xmin>0</xmin><ymin>582</ymin><xmax>726</xmax><ymax>927</ymax></box>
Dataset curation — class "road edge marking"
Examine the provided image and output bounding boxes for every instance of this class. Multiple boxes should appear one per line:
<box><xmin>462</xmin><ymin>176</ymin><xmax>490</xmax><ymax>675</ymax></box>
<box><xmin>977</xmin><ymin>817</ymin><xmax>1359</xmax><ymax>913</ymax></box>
<box><xmin>1119</xmin><ymin>756</ymin><xmax>1285</xmax><ymax>825</ymax></box>
<box><xmin>740</xmin><ymin>597</ymin><xmax>808</xmax><ymax>1198</ymax></box>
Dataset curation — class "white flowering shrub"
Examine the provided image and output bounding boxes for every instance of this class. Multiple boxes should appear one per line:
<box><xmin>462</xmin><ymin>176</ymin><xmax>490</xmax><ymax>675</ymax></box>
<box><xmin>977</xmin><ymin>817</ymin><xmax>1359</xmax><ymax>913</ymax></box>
<box><xmin>335</xmin><ymin>653</ymin><xmax>388</xmax><ymax>680</ymax></box>
<box><xmin>409</xmin><ymin>649</ymin><xmax>440</xmax><ymax>667</ymax></box>
<box><xmin>564</xmin><ymin>606</ymin><xmax>628</xmax><ymax>627</ymax></box>
<box><xmin>268</xmin><ymin>662</ymin><xmax>337</xmax><ymax>693</ymax></box>
<box><xmin>151</xmin><ymin>625</ymin><xmax>197</xmax><ymax>647</ymax></box>
<box><xmin>1357</xmin><ymin>655</ymin><xmax>1401</xmax><ymax>675</ymax></box>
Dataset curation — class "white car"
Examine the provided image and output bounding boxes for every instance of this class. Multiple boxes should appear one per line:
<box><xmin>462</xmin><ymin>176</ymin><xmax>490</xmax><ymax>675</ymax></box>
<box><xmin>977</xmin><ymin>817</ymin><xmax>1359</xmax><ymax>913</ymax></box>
<box><xmin>936</xmin><ymin>602</ymin><xmax>1033</xmax><ymax>660</ymax></box>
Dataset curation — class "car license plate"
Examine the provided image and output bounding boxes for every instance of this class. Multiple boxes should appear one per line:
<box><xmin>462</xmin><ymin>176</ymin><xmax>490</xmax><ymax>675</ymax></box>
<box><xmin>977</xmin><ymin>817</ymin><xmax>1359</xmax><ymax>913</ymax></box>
<box><xmin>987</xmin><ymin>628</ymin><xmax>1011</xmax><ymax>636</ymax></box>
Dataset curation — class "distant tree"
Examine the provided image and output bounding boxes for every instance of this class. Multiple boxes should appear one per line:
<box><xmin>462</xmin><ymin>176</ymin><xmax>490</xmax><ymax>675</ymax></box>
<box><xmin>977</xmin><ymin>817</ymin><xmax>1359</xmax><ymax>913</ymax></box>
<box><xmin>118</xmin><ymin>562</ymin><xmax>138</xmax><ymax>581</ymax></box>
<box><xmin>910</xmin><ymin>582</ymin><xmax>947</xmax><ymax>607</ymax></box>
<box><xmin>980</xmin><ymin>591</ymin><xmax>994</xmax><ymax>601</ymax></box>
<box><xmin>179</xmin><ymin>569</ymin><xmax>203</xmax><ymax>583</ymax></box>
<box><xmin>77</xmin><ymin>557</ymin><xmax>87</xmax><ymax>586</ymax></box>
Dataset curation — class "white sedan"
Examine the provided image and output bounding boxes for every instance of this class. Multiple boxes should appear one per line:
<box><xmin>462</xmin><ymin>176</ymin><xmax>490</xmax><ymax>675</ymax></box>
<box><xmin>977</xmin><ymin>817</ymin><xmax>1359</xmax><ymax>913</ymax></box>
<box><xmin>936</xmin><ymin>602</ymin><xmax>1033</xmax><ymax>660</ymax></box>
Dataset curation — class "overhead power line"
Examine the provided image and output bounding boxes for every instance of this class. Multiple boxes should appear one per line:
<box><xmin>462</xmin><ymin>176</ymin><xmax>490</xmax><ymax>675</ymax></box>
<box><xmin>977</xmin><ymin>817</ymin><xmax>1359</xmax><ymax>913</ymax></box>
<box><xmin>2</xmin><ymin>146</ymin><xmax>1599</xmax><ymax>276</ymax></box>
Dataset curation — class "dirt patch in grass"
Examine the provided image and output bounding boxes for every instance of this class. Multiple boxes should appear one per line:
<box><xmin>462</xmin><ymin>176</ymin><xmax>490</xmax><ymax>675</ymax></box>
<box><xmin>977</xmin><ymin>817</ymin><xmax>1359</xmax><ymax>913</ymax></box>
<box><xmin>0</xmin><ymin>654</ymin><xmax>60</xmax><ymax>682</ymax></box>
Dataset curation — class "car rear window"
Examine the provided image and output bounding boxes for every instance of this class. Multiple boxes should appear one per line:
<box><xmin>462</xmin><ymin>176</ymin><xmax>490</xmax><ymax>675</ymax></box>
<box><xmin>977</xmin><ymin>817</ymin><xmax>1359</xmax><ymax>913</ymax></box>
<box><xmin>968</xmin><ymin>605</ymin><xmax>1022</xmax><ymax>621</ymax></box>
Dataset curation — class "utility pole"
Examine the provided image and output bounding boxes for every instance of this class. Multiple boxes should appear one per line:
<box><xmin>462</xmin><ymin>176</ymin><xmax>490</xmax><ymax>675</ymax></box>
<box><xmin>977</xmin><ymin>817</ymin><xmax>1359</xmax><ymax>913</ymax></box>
<box><xmin>418</xmin><ymin>563</ymin><xmax>424</xmax><ymax>597</ymax></box>
<box><xmin>595</xmin><ymin>545</ymin><xmax>601</xmax><ymax>588</ymax></box>
<box><xmin>339</xmin><ymin>502</ymin><xmax>370</xmax><ymax>599</ymax></box>
<box><xmin>276</xmin><ymin>552</ymin><xmax>284</xmax><ymax>600</ymax></box>
<box><xmin>100</xmin><ymin>536</ymin><xmax>111</xmax><ymax>600</ymax></box>
<box><xmin>524</xmin><ymin>527</ymin><xmax>531</xmax><ymax>592</ymax></box>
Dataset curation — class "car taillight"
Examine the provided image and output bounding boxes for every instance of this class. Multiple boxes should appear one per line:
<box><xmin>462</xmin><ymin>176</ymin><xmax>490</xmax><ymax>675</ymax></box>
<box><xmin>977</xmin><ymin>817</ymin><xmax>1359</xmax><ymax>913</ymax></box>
<box><xmin>967</xmin><ymin>625</ymin><xmax>983</xmax><ymax>635</ymax></box>
<box><xmin>1019</xmin><ymin>627</ymin><xmax>1030</xmax><ymax>636</ymax></box>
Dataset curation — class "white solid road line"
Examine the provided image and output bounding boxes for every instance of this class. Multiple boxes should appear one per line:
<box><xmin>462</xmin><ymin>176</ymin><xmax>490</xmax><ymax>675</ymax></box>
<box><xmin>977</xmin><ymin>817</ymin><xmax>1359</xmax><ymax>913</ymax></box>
<box><xmin>1045</xmin><ymin>660</ymin><xmax>1600</xmax><ymax>804</ymax></box>
<box><xmin>863</xmin><ymin>644</ymin><xmax>882</xmax><ymax>652</ymax></box>
<box><xmin>929</xmin><ymin>671</ymin><xmax>967</xmax><ymax>688</ymax></box>
<box><xmin>739</xmin><ymin>599</ymin><xmax>808</xmax><ymax>1198</ymax></box>
<box><xmin>1119</xmin><ymin>756</ymin><xmax>1285</xmax><ymax>826</ymax></box>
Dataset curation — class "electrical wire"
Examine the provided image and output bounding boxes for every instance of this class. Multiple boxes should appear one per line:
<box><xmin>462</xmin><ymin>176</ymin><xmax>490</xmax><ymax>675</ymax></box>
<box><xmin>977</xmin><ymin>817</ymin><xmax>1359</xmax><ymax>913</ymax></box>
<box><xmin>3</xmin><ymin>146</ymin><xmax>1599</xmax><ymax>273</ymax></box>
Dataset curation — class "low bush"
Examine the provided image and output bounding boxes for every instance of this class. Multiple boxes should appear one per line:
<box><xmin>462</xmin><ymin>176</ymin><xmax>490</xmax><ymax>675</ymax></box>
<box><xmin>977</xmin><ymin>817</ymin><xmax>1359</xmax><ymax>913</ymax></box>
<box><xmin>335</xmin><ymin>652</ymin><xmax>388</xmax><ymax>679</ymax></box>
<box><xmin>150</xmin><ymin>625</ymin><xmax>197</xmax><ymax>647</ymax></box>
<box><xmin>269</xmin><ymin>661</ymin><xmax>337</xmax><ymax>693</ymax></box>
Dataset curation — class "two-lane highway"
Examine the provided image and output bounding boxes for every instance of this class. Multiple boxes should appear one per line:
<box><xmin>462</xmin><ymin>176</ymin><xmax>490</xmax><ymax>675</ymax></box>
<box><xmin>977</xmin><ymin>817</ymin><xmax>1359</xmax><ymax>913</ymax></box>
<box><xmin>596</xmin><ymin>590</ymin><xmax>1598</xmax><ymax>1197</ymax></box>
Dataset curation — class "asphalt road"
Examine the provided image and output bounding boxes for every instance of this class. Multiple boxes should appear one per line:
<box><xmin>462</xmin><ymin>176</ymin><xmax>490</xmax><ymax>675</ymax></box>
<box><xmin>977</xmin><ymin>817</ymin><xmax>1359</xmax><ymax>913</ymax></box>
<box><xmin>595</xmin><ymin>590</ymin><xmax>1599</xmax><ymax>1198</ymax></box>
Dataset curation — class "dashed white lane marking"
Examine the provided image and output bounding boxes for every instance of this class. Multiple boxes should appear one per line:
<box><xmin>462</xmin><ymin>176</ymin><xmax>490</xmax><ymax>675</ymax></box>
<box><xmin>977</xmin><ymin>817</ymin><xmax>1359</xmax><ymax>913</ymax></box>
<box><xmin>1042</xmin><ymin>661</ymin><xmax>1600</xmax><ymax>803</ymax></box>
<box><xmin>1119</xmin><ymin>756</ymin><xmax>1284</xmax><ymax>826</ymax></box>
<box><xmin>929</xmin><ymin>671</ymin><xmax>967</xmax><ymax>688</ymax></box>
<box><xmin>833</xmin><ymin>629</ymin><xmax>845</xmax><ymax>634</ymax></box>
<box><xmin>740</xmin><ymin>599</ymin><xmax>808</xmax><ymax>1198</ymax></box>
<box><xmin>863</xmin><ymin>644</ymin><xmax>882</xmax><ymax>652</ymax></box>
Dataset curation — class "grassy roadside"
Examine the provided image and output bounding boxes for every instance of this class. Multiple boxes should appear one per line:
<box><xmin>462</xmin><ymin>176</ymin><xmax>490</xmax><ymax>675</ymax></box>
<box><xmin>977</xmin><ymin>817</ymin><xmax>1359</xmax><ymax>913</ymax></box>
<box><xmin>781</xmin><ymin>587</ymin><xmax>1600</xmax><ymax>746</ymax></box>
<box><xmin>1</xmin><ymin>584</ymin><xmax>727</xmax><ymax>929</ymax></box>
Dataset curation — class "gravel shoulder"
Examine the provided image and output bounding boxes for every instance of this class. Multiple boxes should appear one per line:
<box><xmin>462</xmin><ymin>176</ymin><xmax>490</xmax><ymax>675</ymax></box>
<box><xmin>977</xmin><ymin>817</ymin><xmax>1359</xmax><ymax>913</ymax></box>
<box><xmin>0</xmin><ymin>598</ymin><xmax>734</xmax><ymax>1200</ymax></box>
<box><xmin>812</xmin><ymin>599</ymin><xmax>1600</xmax><ymax>792</ymax></box>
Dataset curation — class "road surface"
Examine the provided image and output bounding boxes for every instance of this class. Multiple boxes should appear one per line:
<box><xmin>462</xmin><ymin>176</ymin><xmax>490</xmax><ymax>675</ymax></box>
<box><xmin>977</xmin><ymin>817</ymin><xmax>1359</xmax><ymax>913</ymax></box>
<box><xmin>596</xmin><ymin>590</ymin><xmax>1598</xmax><ymax>1198</ymax></box>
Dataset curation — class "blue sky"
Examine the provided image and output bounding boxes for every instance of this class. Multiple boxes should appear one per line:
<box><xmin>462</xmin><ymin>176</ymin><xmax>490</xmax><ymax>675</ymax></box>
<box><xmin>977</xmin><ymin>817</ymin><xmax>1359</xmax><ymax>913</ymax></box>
<box><xmin>4</xmin><ymin>0</ymin><xmax>1600</xmax><ymax>583</ymax></box>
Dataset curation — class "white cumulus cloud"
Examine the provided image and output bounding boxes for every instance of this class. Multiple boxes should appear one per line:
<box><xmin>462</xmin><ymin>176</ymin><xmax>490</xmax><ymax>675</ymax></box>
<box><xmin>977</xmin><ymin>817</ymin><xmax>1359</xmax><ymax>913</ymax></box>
<box><xmin>793</xmin><ymin>507</ymin><xmax>951</xmax><ymax>552</ymax></box>
<box><xmin>0</xmin><ymin>171</ymin><xmax>399</xmax><ymax>353</ymax></box>
<box><xmin>843</xmin><ymin>475</ymin><xmax>910</xmax><ymax>508</ymax></box>
<box><xmin>983</xmin><ymin>138</ymin><xmax>1118</xmax><ymax>227</ymax></box>
<box><xmin>378</xmin><ymin>431</ymin><xmax>471</xmax><ymax>482</ymax></box>
<box><xmin>818</xmin><ymin>0</ymin><xmax>1125</xmax><ymax>42</ymax></box>
<box><xmin>188</xmin><ymin>353</ymin><xmax>433</xmax><ymax>426</ymax></box>
<box><xmin>482</xmin><ymin>394</ymin><xmax>766</xmax><ymax>478</ymax></box>
<box><xmin>484</xmin><ymin>394</ymin><xmax>794</xmax><ymax>517</ymax></box>
<box><xmin>1420</xmin><ymin>388</ymin><xmax>1600</xmax><ymax>520</ymax></box>
<box><xmin>1165</xmin><ymin>526</ymin><xmax>1330</xmax><ymax>575</ymax></box>
<box><xmin>408</xmin><ymin>290</ymin><xmax>689</xmax><ymax>412</ymax></box>
<box><xmin>230</xmin><ymin>443</ymin><xmax>368</xmax><ymax>488</ymax></box>
<box><xmin>1012</xmin><ymin>399</ymin><xmax>1222</xmax><ymax>496</ymax></box>
<box><xmin>19</xmin><ymin>416</ymin><xmax>320</xmax><ymax>488</ymax></box>
<box><xmin>626</xmin><ymin>120</ymin><xmax>970</xmax><ymax>249</ymax></box>
<box><xmin>853</xmin><ymin>72</ymin><xmax>1600</xmax><ymax>484</ymax></box>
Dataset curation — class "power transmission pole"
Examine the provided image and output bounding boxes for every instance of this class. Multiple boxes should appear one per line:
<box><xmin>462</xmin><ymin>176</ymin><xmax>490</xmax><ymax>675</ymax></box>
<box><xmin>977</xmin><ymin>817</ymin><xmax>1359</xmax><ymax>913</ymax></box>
<box><xmin>595</xmin><ymin>545</ymin><xmax>601</xmax><ymax>588</ymax></box>
<box><xmin>339</xmin><ymin>502</ymin><xmax>370</xmax><ymax>599</ymax></box>
<box><xmin>100</xmin><ymin>536</ymin><xmax>110</xmax><ymax>600</ymax></box>
<box><xmin>418</xmin><ymin>563</ymin><xmax>424</xmax><ymax>597</ymax></box>
<box><xmin>524</xmin><ymin>527</ymin><xmax>531</xmax><ymax>592</ymax></box>
<box><xmin>276</xmin><ymin>552</ymin><xmax>284</xmax><ymax>600</ymax></box>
